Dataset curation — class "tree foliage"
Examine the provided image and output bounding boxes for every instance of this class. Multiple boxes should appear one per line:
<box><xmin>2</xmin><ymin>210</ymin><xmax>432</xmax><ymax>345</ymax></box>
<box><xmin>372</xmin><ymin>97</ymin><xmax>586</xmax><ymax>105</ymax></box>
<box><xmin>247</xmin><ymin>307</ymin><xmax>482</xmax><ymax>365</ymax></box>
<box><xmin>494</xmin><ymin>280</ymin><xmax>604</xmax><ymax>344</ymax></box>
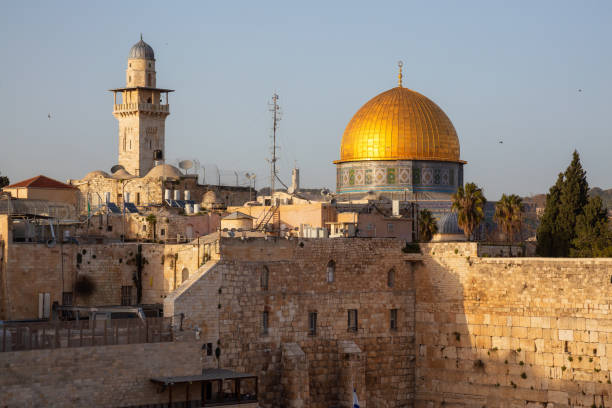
<box><xmin>451</xmin><ymin>182</ymin><xmax>487</xmax><ymax>241</ymax></box>
<box><xmin>536</xmin><ymin>174</ymin><xmax>564</xmax><ymax>256</ymax></box>
<box><xmin>536</xmin><ymin>150</ymin><xmax>611</xmax><ymax>257</ymax></box>
<box><xmin>494</xmin><ymin>194</ymin><xmax>524</xmax><ymax>243</ymax></box>
<box><xmin>556</xmin><ymin>150</ymin><xmax>589</xmax><ymax>255</ymax></box>
<box><xmin>418</xmin><ymin>209</ymin><xmax>438</xmax><ymax>242</ymax></box>
<box><xmin>0</xmin><ymin>174</ymin><xmax>9</xmax><ymax>189</ymax></box>
<box><xmin>571</xmin><ymin>196</ymin><xmax>612</xmax><ymax>257</ymax></box>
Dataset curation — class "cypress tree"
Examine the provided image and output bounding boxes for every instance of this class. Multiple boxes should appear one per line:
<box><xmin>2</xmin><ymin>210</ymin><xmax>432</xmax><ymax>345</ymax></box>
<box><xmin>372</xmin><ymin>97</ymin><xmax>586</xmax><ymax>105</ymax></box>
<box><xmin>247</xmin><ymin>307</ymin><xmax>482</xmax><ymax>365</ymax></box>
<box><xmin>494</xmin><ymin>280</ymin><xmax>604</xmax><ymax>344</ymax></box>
<box><xmin>536</xmin><ymin>173</ymin><xmax>563</xmax><ymax>256</ymax></box>
<box><xmin>556</xmin><ymin>150</ymin><xmax>589</xmax><ymax>256</ymax></box>
<box><xmin>571</xmin><ymin>196</ymin><xmax>612</xmax><ymax>257</ymax></box>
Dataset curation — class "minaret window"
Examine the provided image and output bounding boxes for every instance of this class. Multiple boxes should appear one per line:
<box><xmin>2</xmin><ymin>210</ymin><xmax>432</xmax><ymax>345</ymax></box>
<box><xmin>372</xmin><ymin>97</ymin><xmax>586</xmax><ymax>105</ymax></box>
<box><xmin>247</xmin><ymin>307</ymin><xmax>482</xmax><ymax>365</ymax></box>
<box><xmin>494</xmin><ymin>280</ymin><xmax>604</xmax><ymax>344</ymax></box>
<box><xmin>147</xmin><ymin>73</ymin><xmax>151</xmax><ymax>86</ymax></box>
<box><xmin>129</xmin><ymin>76</ymin><xmax>131</xmax><ymax>83</ymax></box>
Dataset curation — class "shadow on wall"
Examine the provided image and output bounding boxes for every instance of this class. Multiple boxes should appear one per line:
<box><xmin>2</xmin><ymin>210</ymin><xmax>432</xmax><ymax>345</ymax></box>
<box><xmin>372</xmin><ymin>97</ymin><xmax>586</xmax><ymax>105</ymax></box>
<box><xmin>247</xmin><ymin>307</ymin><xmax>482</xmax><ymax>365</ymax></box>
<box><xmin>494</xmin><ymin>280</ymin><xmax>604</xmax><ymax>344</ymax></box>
<box><xmin>416</xmin><ymin>243</ymin><xmax>612</xmax><ymax>407</ymax></box>
<box><xmin>414</xmin><ymin>243</ymin><xmax>473</xmax><ymax>406</ymax></box>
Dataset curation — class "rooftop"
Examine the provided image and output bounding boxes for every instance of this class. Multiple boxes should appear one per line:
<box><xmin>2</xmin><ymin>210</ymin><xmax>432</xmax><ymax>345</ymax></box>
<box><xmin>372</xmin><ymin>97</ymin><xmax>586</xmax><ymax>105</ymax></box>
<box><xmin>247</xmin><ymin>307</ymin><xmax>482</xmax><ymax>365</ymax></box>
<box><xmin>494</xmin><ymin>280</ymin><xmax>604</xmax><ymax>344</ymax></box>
<box><xmin>5</xmin><ymin>175</ymin><xmax>75</xmax><ymax>190</ymax></box>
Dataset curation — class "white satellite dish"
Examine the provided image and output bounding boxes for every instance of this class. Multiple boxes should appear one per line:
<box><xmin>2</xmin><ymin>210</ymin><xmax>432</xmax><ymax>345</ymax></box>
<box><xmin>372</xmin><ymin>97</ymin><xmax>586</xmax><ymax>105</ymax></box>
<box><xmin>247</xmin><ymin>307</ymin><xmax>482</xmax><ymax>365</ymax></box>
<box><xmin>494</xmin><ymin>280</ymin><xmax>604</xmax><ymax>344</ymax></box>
<box><xmin>178</xmin><ymin>160</ymin><xmax>194</xmax><ymax>173</ymax></box>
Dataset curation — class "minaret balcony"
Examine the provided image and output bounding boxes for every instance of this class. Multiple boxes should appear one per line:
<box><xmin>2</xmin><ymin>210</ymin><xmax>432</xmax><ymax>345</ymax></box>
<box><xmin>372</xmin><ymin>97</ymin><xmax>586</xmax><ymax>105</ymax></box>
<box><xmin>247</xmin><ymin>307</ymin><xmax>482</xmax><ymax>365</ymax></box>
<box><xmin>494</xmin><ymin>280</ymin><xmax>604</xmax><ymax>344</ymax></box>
<box><xmin>113</xmin><ymin>103</ymin><xmax>170</xmax><ymax>114</ymax></box>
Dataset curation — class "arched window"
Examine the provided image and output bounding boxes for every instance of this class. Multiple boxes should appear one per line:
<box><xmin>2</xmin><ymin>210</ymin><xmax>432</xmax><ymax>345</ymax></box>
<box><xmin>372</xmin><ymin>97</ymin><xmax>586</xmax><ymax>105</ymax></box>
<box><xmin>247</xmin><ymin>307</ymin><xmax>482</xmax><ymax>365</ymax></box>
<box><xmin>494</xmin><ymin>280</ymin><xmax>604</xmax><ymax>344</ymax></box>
<box><xmin>326</xmin><ymin>260</ymin><xmax>335</xmax><ymax>283</ymax></box>
<box><xmin>181</xmin><ymin>268</ymin><xmax>189</xmax><ymax>283</ymax></box>
<box><xmin>261</xmin><ymin>266</ymin><xmax>269</xmax><ymax>290</ymax></box>
<box><xmin>387</xmin><ymin>268</ymin><xmax>395</xmax><ymax>288</ymax></box>
<box><xmin>147</xmin><ymin>73</ymin><xmax>151</xmax><ymax>86</ymax></box>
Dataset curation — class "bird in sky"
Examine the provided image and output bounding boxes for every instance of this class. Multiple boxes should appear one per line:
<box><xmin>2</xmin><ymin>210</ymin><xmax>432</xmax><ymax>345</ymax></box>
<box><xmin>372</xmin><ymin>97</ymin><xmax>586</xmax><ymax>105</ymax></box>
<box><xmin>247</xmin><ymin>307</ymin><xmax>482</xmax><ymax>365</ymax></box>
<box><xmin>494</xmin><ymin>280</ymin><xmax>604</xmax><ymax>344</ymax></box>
<box><xmin>499</xmin><ymin>140</ymin><xmax>503</xmax><ymax>144</ymax></box>
<box><xmin>578</xmin><ymin>89</ymin><xmax>582</xmax><ymax>92</ymax></box>
<box><xmin>47</xmin><ymin>113</ymin><xmax>51</xmax><ymax>120</ymax></box>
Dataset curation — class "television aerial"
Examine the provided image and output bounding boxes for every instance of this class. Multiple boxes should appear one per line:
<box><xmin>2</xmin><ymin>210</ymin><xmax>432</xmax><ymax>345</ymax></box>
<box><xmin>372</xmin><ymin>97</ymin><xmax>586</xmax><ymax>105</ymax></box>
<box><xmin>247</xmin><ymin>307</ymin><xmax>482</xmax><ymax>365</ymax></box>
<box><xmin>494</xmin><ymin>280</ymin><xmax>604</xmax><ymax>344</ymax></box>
<box><xmin>178</xmin><ymin>160</ymin><xmax>194</xmax><ymax>174</ymax></box>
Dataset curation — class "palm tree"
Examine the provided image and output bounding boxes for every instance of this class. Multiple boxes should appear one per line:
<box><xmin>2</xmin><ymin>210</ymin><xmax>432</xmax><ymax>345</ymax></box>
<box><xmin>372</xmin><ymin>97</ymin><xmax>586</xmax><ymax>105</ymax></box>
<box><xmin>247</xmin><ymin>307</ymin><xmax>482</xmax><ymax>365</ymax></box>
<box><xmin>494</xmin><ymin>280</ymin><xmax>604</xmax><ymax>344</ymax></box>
<box><xmin>451</xmin><ymin>182</ymin><xmax>487</xmax><ymax>241</ymax></box>
<box><xmin>418</xmin><ymin>209</ymin><xmax>438</xmax><ymax>242</ymax></box>
<box><xmin>494</xmin><ymin>194</ymin><xmax>523</xmax><ymax>245</ymax></box>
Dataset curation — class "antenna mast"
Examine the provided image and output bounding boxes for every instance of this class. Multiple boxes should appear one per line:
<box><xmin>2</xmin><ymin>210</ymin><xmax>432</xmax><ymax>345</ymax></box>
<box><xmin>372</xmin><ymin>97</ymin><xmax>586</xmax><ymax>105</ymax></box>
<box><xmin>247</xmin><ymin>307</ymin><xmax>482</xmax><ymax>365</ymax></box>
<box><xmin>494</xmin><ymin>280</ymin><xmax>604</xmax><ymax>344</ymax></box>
<box><xmin>269</xmin><ymin>93</ymin><xmax>281</xmax><ymax>196</ymax></box>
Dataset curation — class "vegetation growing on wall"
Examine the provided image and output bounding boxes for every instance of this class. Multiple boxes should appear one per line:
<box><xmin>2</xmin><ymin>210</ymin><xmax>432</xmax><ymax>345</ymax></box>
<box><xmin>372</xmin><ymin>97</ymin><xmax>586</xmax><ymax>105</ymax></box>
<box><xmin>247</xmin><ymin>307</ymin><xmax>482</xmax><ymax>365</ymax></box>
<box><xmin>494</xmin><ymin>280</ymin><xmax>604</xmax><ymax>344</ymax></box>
<box><xmin>74</xmin><ymin>275</ymin><xmax>96</xmax><ymax>297</ymax></box>
<box><xmin>127</xmin><ymin>244</ymin><xmax>148</xmax><ymax>304</ymax></box>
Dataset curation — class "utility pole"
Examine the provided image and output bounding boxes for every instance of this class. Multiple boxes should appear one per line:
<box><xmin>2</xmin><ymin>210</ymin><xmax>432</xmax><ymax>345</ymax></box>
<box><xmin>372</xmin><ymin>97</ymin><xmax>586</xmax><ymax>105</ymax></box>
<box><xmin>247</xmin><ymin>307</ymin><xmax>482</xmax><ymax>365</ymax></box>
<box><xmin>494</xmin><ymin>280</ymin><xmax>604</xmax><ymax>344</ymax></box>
<box><xmin>269</xmin><ymin>93</ymin><xmax>281</xmax><ymax>199</ymax></box>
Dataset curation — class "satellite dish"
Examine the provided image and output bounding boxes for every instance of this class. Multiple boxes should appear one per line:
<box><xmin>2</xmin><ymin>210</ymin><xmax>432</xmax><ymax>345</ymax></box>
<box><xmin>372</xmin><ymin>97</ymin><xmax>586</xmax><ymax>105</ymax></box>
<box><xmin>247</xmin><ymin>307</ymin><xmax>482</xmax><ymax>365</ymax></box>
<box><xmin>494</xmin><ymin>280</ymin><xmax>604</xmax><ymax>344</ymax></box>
<box><xmin>178</xmin><ymin>160</ymin><xmax>194</xmax><ymax>173</ymax></box>
<box><xmin>110</xmin><ymin>164</ymin><xmax>125</xmax><ymax>173</ymax></box>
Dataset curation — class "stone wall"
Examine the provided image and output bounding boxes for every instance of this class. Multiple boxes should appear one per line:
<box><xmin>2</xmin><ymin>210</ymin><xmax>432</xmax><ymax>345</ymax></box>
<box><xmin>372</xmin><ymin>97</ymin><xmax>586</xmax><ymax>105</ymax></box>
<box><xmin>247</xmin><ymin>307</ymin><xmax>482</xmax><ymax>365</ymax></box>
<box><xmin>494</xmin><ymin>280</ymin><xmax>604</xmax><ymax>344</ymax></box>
<box><xmin>71</xmin><ymin>174</ymin><xmax>252</xmax><ymax>213</ymax></box>
<box><xmin>75</xmin><ymin>210</ymin><xmax>220</xmax><ymax>243</ymax></box>
<box><xmin>166</xmin><ymin>237</ymin><xmax>419</xmax><ymax>407</ymax></box>
<box><xmin>1</xmin><ymin>239</ymin><xmax>202</xmax><ymax>320</ymax></box>
<box><xmin>0</xmin><ymin>341</ymin><xmax>200</xmax><ymax>407</ymax></box>
<box><xmin>416</xmin><ymin>243</ymin><xmax>612</xmax><ymax>407</ymax></box>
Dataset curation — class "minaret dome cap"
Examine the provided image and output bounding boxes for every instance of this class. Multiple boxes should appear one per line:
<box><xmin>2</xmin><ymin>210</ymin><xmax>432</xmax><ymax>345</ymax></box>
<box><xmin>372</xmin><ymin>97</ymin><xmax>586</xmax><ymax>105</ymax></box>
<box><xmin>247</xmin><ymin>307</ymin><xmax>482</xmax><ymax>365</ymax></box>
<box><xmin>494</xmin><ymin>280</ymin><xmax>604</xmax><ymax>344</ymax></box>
<box><xmin>128</xmin><ymin>35</ymin><xmax>155</xmax><ymax>60</ymax></box>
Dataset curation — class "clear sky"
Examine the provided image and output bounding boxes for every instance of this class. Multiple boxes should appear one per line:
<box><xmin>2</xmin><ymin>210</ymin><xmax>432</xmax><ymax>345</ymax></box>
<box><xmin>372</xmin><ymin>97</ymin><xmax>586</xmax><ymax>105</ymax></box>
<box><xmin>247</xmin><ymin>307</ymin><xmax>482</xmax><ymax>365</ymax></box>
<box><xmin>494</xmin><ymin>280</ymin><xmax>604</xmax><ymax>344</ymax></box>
<box><xmin>1</xmin><ymin>1</ymin><xmax>611</xmax><ymax>199</ymax></box>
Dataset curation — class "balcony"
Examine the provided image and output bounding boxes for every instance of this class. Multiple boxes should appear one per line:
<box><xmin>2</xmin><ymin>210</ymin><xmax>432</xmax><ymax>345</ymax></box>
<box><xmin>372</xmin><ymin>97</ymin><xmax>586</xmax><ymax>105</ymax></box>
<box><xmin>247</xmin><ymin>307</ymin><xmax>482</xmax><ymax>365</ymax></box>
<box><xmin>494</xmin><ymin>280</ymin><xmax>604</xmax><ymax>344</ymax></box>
<box><xmin>113</xmin><ymin>103</ymin><xmax>170</xmax><ymax>114</ymax></box>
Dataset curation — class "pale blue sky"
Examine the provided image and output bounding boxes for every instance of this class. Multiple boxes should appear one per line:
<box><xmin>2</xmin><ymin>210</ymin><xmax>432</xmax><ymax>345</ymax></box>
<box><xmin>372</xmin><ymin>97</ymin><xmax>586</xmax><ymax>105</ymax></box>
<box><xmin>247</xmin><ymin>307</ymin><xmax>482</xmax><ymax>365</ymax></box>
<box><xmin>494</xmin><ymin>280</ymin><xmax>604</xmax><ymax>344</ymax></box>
<box><xmin>1</xmin><ymin>1</ymin><xmax>611</xmax><ymax>199</ymax></box>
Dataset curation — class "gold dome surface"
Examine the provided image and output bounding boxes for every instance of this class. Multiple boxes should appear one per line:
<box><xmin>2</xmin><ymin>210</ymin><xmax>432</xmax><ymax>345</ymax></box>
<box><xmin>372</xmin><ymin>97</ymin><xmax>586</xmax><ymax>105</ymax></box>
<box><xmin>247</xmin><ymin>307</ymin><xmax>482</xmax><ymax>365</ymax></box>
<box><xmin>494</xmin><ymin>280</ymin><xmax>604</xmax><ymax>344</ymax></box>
<box><xmin>338</xmin><ymin>86</ymin><xmax>462</xmax><ymax>163</ymax></box>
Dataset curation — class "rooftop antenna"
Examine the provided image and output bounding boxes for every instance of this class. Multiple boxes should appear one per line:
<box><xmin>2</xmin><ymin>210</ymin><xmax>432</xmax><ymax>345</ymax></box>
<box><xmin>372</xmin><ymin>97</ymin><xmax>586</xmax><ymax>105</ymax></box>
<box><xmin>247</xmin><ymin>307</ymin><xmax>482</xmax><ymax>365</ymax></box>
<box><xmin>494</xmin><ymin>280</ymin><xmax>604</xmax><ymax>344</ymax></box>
<box><xmin>268</xmin><ymin>93</ymin><xmax>281</xmax><ymax>196</ymax></box>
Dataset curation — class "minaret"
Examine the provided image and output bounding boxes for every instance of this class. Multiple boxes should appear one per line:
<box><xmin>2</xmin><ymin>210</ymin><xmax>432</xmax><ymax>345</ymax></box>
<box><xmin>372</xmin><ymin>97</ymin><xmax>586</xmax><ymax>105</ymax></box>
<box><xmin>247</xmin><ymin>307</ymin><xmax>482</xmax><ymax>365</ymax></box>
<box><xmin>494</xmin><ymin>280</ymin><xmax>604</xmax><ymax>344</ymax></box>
<box><xmin>110</xmin><ymin>35</ymin><xmax>173</xmax><ymax>176</ymax></box>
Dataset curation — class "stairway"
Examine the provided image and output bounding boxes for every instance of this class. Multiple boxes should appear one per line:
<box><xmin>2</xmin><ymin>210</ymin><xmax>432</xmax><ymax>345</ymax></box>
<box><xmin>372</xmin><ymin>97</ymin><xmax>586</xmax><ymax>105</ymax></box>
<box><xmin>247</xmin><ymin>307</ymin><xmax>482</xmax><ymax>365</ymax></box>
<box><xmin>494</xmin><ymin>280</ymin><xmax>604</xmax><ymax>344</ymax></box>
<box><xmin>255</xmin><ymin>205</ymin><xmax>279</xmax><ymax>231</ymax></box>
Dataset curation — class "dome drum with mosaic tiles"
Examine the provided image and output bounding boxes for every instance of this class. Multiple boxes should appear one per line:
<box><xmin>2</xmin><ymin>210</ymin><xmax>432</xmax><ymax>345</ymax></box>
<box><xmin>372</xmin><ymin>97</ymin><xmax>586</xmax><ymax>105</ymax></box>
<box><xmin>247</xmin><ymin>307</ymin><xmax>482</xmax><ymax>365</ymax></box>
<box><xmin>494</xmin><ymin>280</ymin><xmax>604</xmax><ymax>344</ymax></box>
<box><xmin>335</xmin><ymin>68</ymin><xmax>465</xmax><ymax>197</ymax></box>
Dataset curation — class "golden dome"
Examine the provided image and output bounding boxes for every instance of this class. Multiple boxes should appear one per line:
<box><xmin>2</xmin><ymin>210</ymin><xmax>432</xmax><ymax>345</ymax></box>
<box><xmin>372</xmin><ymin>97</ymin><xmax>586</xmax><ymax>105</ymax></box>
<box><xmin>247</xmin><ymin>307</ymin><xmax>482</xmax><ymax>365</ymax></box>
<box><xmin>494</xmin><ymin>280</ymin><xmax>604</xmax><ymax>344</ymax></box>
<box><xmin>337</xmin><ymin>86</ymin><xmax>462</xmax><ymax>163</ymax></box>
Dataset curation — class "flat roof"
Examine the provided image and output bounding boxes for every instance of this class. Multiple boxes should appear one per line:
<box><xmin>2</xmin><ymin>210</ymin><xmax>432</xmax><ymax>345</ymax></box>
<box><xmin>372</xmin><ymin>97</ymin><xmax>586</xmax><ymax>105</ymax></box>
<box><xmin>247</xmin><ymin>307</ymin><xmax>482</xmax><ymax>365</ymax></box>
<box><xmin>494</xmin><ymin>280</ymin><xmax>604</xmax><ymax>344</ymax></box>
<box><xmin>151</xmin><ymin>369</ymin><xmax>256</xmax><ymax>385</ymax></box>
<box><xmin>109</xmin><ymin>86</ymin><xmax>174</xmax><ymax>92</ymax></box>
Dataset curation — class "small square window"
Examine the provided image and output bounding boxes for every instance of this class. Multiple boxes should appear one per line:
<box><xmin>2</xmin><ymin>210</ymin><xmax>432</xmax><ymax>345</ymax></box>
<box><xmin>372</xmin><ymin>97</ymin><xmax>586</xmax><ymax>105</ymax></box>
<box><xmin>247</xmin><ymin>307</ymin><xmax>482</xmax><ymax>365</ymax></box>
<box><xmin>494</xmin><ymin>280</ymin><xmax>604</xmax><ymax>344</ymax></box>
<box><xmin>387</xmin><ymin>223</ymin><xmax>394</xmax><ymax>233</ymax></box>
<box><xmin>347</xmin><ymin>309</ymin><xmax>358</xmax><ymax>332</ymax></box>
<box><xmin>161</xmin><ymin>229</ymin><xmax>165</xmax><ymax>236</ymax></box>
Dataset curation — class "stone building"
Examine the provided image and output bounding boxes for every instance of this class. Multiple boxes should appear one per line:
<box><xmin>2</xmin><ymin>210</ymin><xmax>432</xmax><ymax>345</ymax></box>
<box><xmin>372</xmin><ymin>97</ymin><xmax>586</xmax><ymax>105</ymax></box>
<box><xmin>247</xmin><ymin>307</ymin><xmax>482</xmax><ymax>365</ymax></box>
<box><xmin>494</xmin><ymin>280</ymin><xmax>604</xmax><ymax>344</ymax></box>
<box><xmin>110</xmin><ymin>35</ymin><xmax>172</xmax><ymax>177</ymax></box>
<box><xmin>66</xmin><ymin>36</ymin><xmax>252</xmax><ymax>221</ymax></box>
<box><xmin>3</xmin><ymin>175</ymin><xmax>79</xmax><ymax>209</ymax></box>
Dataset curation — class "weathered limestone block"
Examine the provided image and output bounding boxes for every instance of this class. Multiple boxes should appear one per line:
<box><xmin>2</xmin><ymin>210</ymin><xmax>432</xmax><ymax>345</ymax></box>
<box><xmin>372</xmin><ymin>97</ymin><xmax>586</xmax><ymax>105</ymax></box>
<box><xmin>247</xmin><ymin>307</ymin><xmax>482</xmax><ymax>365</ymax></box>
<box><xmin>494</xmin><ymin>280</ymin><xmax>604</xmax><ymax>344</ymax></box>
<box><xmin>338</xmin><ymin>340</ymin><xmax>366</xmax><ymax>408</ymax></box>
<box><xmin>281</xmin><ymin>342</ymin><xmax>310</xmax><ymax>408</ymax></box>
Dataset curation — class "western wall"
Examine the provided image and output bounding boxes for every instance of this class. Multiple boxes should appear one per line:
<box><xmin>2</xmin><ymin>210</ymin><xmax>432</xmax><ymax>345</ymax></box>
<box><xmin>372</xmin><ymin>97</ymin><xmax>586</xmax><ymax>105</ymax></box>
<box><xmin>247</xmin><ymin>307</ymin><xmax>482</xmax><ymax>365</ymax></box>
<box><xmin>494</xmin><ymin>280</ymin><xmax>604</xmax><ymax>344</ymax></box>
<box><xmin>3</xmin><ymin>233</ymin><xmax>612</xmax><ymax>407</ymax></box>
<box><xmin>164</xmin><ymin>238</ymin><xmax>612</xmax><ymax>407</ymax></box>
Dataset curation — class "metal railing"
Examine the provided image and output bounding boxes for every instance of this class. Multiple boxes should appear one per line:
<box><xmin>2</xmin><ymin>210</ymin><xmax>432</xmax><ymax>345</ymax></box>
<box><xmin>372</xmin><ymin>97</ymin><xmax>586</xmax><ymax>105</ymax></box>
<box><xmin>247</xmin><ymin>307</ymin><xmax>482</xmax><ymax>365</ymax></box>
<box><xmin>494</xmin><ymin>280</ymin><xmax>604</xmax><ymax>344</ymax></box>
<box><xmin>0</xmin><ymin>317</ymin><xmax>173</xmax><ymax>352</ymax></box>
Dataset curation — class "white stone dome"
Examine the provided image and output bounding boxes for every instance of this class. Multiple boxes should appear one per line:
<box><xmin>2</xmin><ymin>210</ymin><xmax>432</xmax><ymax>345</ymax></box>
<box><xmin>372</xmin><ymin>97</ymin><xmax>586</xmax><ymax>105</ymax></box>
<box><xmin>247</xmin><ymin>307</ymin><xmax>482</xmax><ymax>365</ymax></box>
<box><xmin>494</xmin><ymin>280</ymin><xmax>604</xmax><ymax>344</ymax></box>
<box><xmin>144</xmin><ymin>164</ymin><xmax>182</xmax><ymax>180</ymax></box>
<box><xmin>83</xmin><ymin>170</ymin><xmax>110</xmax><ymax>180</ymax></box>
